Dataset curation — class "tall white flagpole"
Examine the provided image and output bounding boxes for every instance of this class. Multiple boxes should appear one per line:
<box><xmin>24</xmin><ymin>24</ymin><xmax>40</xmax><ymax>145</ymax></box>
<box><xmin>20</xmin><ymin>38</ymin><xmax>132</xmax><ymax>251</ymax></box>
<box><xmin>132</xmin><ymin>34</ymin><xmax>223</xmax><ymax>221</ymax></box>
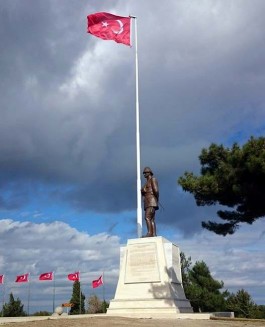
<box><xmin>101</xmin><ymin>271</ymin><xmax>105</xmax><ymax>312</ymax></box>
<box><xmin>52</xmin><ymin>272</ymin><xmax>55</xmax><ymax>314</ymax></box>
<box><xmin>79</xmin><ymin>271</ymin><xmax>81</xmax><ymax>314</ymax></box>
<box><xmin>130</xmin><ymin>15</ymin><xmax>143</xmax><ymax>238</ymax></box>
<box><xmin>2</xmin><ymin>276</ymin><xmax>5</xmax><ymax>317</ymax></box>
<box><xmin>27</xmin><ymin>274</ymin><xmax>30</xmax><ymax>316</ymax></box>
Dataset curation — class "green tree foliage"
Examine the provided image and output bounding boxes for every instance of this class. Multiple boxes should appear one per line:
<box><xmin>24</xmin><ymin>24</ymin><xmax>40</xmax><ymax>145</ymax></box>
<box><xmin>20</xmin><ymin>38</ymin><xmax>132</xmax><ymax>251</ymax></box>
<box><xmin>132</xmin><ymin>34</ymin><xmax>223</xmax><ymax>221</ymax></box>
<box><xmin>180</xmin><ymin>252</ymin><xmax>192</xmax><ymax>291</ymax></box>
<box><xmin>101</xmin><ymin>300</ymin><xmax>109</xmax><ymax>313</ymax></box>
<box><xmin>2</xmin><ymin>293</ymin><xmax>27</xmax><ymax>317</ymax></box>
<box><xmin>178</xmin><ymin>136</ymin><xmax>265</xmax><ymax>235</ymax></box>
<box><xmin>255</xmin><ymin>305</ymin><xmax>265</xmax><ymax>319</ymax></box>
<box><xmin>226</xmin><ymin>289</ymin><xmax>259</xmax><ymax>318</ymax></box>
<box><xmin>87</xmin><ymin>295</ymin><xmax>109</xmax><ymax>314</ymax></box>
<box><xmin>180</xmin><ymin>253</ymin><xmax>264</xmax><ymax>318</ymax></box>
<box><xmin>180</xmin><ymin>253</ymin><xmax>227</xmax><ymax>312</ymax></box>
<box><xmin>69</xmin><ymin>281</ymin><xmax>85</xmax><ymax>315</ymax></box>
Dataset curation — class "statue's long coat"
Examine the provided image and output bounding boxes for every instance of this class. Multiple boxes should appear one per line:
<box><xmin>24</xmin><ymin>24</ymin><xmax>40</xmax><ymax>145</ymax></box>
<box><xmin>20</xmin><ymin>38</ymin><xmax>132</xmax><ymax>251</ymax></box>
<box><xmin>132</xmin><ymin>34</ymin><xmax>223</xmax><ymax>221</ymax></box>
<box><xmin>141</xmin><ymin>177</ymin><xmax>159</xmax><ymax>210</ymax></box>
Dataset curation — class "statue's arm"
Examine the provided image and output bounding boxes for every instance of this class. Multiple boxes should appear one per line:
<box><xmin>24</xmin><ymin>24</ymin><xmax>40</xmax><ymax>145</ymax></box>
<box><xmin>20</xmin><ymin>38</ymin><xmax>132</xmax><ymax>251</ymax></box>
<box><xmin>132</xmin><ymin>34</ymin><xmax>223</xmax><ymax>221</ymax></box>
<box><xmin>151</xmin><ymin>178</ymin><xmax>159</xmax><ymax>200</ymax></box>
<box><xmin>141</xmin><ymin>185</ymin><xmax>146</xmax><ymax>196</ymax></box>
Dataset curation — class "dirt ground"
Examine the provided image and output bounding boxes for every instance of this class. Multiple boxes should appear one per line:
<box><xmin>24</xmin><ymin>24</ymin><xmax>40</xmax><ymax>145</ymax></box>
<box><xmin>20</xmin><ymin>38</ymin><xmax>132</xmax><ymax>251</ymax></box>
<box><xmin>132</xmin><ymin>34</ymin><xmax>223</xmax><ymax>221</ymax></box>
<box><xmin>1</xmin><ymin>316</ymin><xmax>265</xmax><ymax>327</ymax></box>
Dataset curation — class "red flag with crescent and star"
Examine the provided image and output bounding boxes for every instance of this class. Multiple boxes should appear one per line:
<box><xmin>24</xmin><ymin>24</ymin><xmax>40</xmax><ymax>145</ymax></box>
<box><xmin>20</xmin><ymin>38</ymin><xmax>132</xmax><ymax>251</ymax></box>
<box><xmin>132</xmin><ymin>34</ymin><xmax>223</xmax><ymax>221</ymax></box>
<box><xmin>92</xmin><ymin>275</ymin><xmax>103</xmax><ymax>288</ymax></box>
<box><xmin>39</xmin><ymin>272</ymin><xmax>53</xmax><ymax>281</ymax></box>
<box><xmin>0</xmin><ymin>275</ymin><xmax>4</xmax><ymax>284</ymax></box>
<box><xmin>15</xmin><ymin>273</ymin><xmax>29</xmax><ymax>283</ymax></box>
<box><xmin>67</xmin><ymin>272</ymin><xmax>79</xmax><ymax>281</ymax></box>
<box><xmin>87</xmin><ymin>12</ymin><xmax>131</xmax><ymax>46</ymax></box>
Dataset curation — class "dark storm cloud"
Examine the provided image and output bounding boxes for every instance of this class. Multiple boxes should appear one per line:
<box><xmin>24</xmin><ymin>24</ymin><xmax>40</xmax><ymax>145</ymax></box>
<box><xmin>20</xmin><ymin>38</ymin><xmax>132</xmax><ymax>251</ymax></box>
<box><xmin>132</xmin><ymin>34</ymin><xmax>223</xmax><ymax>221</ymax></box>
<box><xmin>0</xmin><ymin>2</ymin><xmax>82</xmax><ymax>90</ymax></box>
<box><xmin>1</xmin><ymin>1</ymin><xmax>265</xmax><ymax>234</ymax></box>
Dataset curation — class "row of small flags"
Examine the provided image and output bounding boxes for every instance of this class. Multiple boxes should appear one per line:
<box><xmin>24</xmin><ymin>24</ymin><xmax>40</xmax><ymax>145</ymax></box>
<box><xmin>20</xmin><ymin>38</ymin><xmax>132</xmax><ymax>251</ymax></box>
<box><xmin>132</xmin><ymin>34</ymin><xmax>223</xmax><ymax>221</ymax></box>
<box><xmin>0</xmin><ymin>273</ymin><xmax>103</xmax><ymax>289</ymax></box>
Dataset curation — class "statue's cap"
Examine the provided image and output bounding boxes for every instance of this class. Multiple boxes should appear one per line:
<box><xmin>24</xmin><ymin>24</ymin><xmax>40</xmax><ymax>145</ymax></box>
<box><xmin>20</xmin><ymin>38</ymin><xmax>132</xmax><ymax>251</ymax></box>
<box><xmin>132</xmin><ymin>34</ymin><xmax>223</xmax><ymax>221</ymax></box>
<box><xmin>143</xmin><ymin>167</ymin><xmax>153</xmax><ymax>175</ymax></box>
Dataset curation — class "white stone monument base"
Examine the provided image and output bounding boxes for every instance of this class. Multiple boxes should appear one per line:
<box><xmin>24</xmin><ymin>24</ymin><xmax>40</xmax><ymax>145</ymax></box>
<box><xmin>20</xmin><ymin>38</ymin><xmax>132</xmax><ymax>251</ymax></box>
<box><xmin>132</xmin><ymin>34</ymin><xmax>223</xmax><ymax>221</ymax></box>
<box><xmin>107</xmin><ymin>236</ymin><xmax>193</xmax><ymax>317</ymax></box>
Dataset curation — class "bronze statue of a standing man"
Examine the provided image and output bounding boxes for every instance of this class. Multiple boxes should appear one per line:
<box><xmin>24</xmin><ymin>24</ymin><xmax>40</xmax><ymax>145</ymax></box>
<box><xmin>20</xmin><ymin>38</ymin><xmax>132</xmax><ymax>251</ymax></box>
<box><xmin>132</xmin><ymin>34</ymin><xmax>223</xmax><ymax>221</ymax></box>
<box><xmin>141</xmin><ymin>167</ymin><xmax>159</xmax><ymax>237</ymax></box>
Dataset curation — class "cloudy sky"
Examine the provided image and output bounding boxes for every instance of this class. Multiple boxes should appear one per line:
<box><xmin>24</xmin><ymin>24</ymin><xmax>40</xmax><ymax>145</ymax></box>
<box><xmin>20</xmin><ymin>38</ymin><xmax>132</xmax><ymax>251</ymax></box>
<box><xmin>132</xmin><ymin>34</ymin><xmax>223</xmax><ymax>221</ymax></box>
<box><xmin>0</xmin><ymin>0</ymin><xmax>264</xmax><ymax>313</ymax></box>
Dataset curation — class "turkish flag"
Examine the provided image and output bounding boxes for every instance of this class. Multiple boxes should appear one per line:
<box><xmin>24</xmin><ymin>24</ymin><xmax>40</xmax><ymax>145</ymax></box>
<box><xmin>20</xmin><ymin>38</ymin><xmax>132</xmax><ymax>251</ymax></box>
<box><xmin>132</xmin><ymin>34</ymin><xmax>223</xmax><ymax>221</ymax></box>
<box><xmin>87</xmin><ymin>12</ymin><xmax>131</xmax><ymax>46</ymax></box>
<box><xmin>67</xmin><ymin>272</ymin><xmax>79</xmax><ymax>281</ymax></box>
<box><xmin>92</xmin><ymin>275</ymin><xmax>103</xmax><ymax>288</ymax></box>
<box><xmin>0</xmin><ymin>275</ymin><xmax>4</xmax><ymax>284</ymax></box>
<box><xmin>39</xmin><ymin>272</ymin><xmax>53</xmax><ymax>281</ymax></box>
<box><xmin>15</xmin><ymin>273</ymin><xmax>29</xmax><ymax>283</ymax></box>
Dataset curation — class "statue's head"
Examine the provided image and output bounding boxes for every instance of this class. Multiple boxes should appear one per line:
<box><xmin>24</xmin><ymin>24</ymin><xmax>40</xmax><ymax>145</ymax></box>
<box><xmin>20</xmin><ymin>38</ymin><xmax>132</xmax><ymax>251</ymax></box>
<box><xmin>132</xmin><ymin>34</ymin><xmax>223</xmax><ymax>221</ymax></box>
<box><xmin>143</xmin><ymin>167</ymin><xmax>153</xmax><ymax>176</ymax></box>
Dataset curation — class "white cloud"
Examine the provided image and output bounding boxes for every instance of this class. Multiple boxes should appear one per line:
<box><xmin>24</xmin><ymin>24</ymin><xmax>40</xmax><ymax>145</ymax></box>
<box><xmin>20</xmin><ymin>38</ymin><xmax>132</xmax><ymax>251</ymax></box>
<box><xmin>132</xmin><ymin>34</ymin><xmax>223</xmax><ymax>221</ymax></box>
<box><xmin>0</xmin><ymin>219</ymin><xmax>120</xmax><ymax>313</ymax></box>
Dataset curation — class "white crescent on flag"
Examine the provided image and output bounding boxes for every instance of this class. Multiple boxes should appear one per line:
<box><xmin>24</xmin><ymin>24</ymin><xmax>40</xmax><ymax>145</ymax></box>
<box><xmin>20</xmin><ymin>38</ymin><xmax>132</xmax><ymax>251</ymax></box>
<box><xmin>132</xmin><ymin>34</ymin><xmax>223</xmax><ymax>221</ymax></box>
<box><xmin>16</xmin><ymin>273</ymin><xmax>29</xmax><ymax>282</ymax></box>
<box><xmin>112</xmin><ymin>20</ymin><xmax>124</xmax><ymax>35</ymax></box>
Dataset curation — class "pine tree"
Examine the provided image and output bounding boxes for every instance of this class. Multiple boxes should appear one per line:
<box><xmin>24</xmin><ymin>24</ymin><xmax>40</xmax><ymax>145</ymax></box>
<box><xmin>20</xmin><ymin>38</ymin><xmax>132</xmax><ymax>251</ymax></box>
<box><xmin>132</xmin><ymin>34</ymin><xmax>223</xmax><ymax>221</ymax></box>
<box><xmin>226</xmin><ymin>289</ymin><xmax>258</xmax><ymax>318</ymax></box>
<box><xmin>69</xmin><ymin>281</ymin><xmax>85</xmax><ymax>315</ymax></box>
<box><xmin>180</xmin><ymin>252</ymin><xmax>192</xmax><ymax>291</ymax></box>
<box><xmin>180</xmin><ymin>253</ymin><xmax>228</xmax><ymax>312</ymax></box>
<box><xmin>178</xmin><ymin>136</ymin><xmax>265</xmax><ymax>235</ymax></box>
<box><xmin>2</xmin><ymin>293</ymin><xmax>26</xmax><ymax>317</ymax></box>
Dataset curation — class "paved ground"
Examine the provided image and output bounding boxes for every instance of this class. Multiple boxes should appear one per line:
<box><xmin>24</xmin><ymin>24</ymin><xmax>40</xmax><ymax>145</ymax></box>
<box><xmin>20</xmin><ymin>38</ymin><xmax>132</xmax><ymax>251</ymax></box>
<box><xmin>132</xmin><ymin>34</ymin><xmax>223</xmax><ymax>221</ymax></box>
<box><xmin>0</xmin><ymin>316</ymin><xmax>265</xmax><ymax>327</ymax></box>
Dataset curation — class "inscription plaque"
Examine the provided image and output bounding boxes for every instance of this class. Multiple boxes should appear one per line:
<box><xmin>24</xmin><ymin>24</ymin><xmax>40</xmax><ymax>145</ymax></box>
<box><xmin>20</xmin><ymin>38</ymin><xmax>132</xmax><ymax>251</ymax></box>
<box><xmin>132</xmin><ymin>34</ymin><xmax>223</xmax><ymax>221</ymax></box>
<box><xmin>124</xmin><ymin>242</ymin><xmax>161</xmax><ymax>283</ymax></box>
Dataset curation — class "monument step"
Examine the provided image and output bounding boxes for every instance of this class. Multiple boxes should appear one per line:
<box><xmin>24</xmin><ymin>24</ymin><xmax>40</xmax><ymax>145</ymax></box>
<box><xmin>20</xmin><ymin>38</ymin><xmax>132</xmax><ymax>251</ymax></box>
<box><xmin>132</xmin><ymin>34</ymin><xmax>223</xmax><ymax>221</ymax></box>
<box><xmin>107</xmin><ymin>309</ymin><xmax>206</xmax><ymax>318</ymax></box>
<box><xmin>108</xmin><ymin>298</ymin><xmax>192</xmax><ymax>310</ymax></box>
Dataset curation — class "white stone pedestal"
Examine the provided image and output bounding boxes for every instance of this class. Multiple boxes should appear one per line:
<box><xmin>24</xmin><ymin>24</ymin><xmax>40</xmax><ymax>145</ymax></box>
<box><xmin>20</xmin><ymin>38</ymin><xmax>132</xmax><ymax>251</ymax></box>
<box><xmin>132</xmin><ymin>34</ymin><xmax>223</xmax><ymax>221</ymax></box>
<box><xmin>107</xmin><ymin>236</ymin><xmax>193</xmax><ymax>317</ymax></box>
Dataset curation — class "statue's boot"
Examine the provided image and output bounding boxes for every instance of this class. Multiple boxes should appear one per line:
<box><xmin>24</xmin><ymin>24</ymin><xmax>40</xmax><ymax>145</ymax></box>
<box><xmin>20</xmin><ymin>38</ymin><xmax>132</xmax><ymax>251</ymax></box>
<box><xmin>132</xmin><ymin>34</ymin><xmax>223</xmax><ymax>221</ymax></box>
<box><xmin>145</xmin><ymin>219</ymin><xmax>153</xmax><ymax>237</ymax></box>
<box><xmin>142</xmin><ymin>234</ymin><xmax>152</xmax><ymax>238</ymax></box>
<box><xmin>151</xmin><ymin>220</ymin><xmax>157</xmax><ymax>237</ymax></box>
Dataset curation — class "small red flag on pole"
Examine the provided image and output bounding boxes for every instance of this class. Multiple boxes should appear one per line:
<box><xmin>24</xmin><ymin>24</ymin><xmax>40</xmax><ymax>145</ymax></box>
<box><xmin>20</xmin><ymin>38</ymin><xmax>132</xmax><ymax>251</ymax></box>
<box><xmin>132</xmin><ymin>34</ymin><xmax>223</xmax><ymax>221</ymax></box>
<box><xmin>0</xmin><ymin>275</ymin><xmax>4</xmax><ymax>284</ymax></box>
<box><xmin>92</xmin><ymin>275</ymin><xmax>103</xmax><ymax>288</ymax></box>
<box><xmin>67</xmin><ymin>272</ymin><xmax>79</xmax><ymax>281</ymax></box>
<box><xmin>39</xmin><ymin>272</ymin><xmax>53</xmax><ymax>281</ymax></box>
<box><xmin>15</xmin><ymin>273</ymin><xmax>29</xmax><ymax>283</ymax></box>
